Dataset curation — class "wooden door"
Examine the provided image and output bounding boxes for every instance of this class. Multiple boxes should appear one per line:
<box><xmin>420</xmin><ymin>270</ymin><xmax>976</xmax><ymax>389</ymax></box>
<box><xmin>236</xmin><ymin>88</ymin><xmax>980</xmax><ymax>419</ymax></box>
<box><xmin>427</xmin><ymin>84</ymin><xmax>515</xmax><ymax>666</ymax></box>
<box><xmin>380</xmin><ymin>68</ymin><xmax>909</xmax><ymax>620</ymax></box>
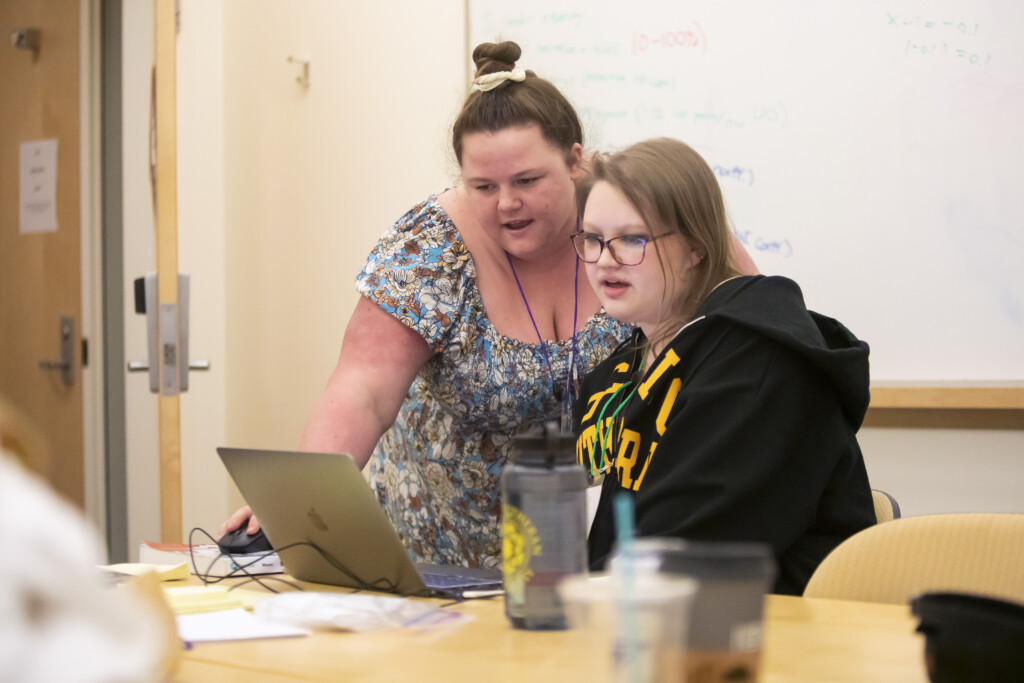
<box><xmin>0</xmin><ymin>1</ymin><xmax>83</xmax><ymax>506</ymax></box>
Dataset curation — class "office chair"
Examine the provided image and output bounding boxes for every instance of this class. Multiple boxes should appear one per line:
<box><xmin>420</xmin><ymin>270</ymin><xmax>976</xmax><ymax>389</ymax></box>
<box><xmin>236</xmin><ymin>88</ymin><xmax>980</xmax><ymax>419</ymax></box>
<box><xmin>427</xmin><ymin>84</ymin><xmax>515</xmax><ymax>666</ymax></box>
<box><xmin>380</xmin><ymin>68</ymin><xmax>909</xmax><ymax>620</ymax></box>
<box><xmin>804</xmin><ymin>513</ymin><xmax>1024</xmax><ymax>605</ymax></box>
<box><xmin>871</xmin><ymin>489</ymin><xmax>901</xmax><ymax>523</ymax></box>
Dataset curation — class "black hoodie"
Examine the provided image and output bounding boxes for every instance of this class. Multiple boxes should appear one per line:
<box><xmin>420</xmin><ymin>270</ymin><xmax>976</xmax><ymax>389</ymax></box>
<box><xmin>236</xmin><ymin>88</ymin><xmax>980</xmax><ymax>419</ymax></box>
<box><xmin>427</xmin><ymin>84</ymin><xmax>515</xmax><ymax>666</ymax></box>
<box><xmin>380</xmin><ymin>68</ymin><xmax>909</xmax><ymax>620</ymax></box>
<box><xmin>575</xmin><ymin>275</ymin><xmax>876</xmax><ymax>595</ymax></box>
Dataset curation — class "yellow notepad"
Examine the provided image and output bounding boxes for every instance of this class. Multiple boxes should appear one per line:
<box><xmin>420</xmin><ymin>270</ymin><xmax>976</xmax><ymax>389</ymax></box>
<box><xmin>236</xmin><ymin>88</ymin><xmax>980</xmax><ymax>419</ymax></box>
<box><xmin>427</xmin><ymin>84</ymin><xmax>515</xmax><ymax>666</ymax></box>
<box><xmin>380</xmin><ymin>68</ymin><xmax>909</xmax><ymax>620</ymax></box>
<box><xmin>162</xmin><ymin>585</ymin><xmax>245</xmax><ymax>615</ymax></box>
<box><xmin>161</xmin><ymin>585</ymin><xmax>272</xmax><ymax>615</ymax></box>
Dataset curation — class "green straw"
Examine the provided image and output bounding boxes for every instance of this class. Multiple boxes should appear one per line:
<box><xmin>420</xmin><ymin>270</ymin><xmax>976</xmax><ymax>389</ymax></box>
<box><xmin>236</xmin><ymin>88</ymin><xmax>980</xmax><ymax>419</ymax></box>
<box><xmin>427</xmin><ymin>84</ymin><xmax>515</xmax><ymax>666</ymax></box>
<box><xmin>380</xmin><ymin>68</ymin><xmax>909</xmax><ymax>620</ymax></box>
<box><xmin>614</xmin><ymin>492</ymin><xmax>639</xmax><ymax>682</ymax></box>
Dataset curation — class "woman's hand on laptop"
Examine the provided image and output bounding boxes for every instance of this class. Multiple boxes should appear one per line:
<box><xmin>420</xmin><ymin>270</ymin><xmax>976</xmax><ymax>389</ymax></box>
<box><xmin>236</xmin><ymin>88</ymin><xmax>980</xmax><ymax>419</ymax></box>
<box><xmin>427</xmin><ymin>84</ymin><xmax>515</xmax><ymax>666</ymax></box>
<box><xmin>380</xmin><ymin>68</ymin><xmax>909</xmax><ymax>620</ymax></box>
<box><xmin>217</xmin><ymin>505</ymin><xmax>261</xmax><ymax>539</ymax></box>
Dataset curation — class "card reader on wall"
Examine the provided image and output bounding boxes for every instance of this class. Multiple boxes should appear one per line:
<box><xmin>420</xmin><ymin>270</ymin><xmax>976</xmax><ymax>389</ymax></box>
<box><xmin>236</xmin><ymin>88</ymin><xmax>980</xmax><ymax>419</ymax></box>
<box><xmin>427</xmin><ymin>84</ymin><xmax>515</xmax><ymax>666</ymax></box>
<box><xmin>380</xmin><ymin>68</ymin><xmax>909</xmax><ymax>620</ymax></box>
<box><xmin>127</xmin><ymin>273</ymin><xmax>209</xmax><ymax>395</ymax></box>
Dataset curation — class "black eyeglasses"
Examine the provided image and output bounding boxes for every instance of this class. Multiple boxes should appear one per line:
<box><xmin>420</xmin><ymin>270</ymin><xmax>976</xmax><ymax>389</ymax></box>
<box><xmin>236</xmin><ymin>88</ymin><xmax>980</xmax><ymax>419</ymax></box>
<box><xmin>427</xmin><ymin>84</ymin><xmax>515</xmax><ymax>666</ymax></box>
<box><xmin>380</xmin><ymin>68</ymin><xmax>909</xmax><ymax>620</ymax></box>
<box><xmin>569</xmin><ymin>231</ymin><xmax>675</xmax><ymax>266</ymax></box>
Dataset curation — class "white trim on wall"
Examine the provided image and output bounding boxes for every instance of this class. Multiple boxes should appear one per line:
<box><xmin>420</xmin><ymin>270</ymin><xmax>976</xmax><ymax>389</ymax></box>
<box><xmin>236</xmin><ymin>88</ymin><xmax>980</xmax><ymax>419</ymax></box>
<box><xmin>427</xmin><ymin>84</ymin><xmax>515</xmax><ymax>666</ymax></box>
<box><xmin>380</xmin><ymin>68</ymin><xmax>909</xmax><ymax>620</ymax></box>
<box><xmin>81</xmin><ymin>0</ymin><xmax>107</xmax><ymax>533</ymax></box>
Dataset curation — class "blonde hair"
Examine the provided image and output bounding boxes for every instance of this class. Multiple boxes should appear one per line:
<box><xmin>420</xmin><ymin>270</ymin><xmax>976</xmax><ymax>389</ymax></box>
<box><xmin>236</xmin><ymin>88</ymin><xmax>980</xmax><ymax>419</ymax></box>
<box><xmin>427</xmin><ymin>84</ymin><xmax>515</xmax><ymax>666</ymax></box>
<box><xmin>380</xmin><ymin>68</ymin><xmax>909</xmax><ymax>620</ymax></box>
<box><xmin>585</xmin><ymin>138</ymin><xmax>740</xmax><ymax>348</ymax></box>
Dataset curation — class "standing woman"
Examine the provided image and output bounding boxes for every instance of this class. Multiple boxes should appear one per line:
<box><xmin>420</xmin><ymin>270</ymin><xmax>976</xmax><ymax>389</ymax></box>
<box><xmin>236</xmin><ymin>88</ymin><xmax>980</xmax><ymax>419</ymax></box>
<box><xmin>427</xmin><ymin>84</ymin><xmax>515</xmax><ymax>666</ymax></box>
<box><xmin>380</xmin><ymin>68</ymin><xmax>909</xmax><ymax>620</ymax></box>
<box><xmin>223</xmin><ymin>41</ymin><xmax>632</xmax><ymax>569</ymax></box>
<box><xmin>574</xmin><ymin>138</ymin><xmax>874</xmax><ymax>594</ymax></box>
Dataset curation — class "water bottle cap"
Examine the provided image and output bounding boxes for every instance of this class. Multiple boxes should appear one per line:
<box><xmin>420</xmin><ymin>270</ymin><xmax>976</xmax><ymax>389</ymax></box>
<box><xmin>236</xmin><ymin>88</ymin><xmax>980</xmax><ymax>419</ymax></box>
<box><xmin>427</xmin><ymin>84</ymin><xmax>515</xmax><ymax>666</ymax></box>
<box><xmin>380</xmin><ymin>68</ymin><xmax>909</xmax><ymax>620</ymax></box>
<box><xmin>510</xmin><ymin>420</ymin><xmax>576</xmax><ymax>467</ymax></box>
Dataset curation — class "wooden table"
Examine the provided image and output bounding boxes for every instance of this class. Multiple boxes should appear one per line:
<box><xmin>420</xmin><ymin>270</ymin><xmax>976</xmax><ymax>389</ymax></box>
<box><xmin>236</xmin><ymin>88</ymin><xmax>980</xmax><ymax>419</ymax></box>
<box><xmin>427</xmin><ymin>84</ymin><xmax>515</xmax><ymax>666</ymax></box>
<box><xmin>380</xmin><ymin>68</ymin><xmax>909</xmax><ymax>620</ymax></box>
<box><xmin>174</xmin><ymin>582</ymin><xmax>928</xmax><ymax>682</ymax></box>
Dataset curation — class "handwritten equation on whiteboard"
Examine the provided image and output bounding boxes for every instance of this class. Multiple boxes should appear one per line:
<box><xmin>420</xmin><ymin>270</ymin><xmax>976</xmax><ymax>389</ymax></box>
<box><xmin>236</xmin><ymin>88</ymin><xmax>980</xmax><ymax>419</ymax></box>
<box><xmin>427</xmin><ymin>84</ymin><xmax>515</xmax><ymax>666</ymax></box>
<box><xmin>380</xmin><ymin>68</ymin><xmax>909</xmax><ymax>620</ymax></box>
<box><xmin>473</xmin><ymin>4</ymin><xmax>1014</xmax><ymax>268</ymax></box>
<box><xmin>472</xmin><ymin>1</ymin><xmax>1024</xmax><ymax>381</ymax></box>
<box><xmin>732</xmin><ymin>229</ymin><xmax>793</xmax><ymax>259</ymax></box>
<box><xmin>887</xmin><ymin>12</ymin><xmax>992</xmax><ymax>66</ymax></box>
<box><xmin>631</xmin><ymin>23</ymin><xmax>708</xmax><ymax>55</ymax></box>
<box><xmin>573</xmin><ymin>100</ymin><xmax>789</xmax><ymax>130</ymax></box>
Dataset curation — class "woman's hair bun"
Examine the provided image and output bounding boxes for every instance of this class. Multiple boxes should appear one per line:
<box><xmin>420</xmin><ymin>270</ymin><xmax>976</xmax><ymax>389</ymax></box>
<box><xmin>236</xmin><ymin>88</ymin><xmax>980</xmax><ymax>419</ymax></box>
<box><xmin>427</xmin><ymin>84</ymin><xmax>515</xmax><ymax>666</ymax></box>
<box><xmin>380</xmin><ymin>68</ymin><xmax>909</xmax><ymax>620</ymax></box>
<box><xmin>472</xmin><ymin>41</ymin><xmax>522</xmax><ymax>78</ymax></box>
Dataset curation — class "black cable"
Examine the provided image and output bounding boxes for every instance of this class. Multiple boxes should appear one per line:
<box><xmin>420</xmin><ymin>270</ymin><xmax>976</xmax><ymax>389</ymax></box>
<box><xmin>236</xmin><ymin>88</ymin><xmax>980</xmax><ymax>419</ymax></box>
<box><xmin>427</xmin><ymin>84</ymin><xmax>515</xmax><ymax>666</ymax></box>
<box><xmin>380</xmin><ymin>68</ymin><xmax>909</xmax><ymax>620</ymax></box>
<box><xmin>187</xmin><ymin>527</ymin><xmax>401</xmax><ymax>595</ymax></box>
<box><xmin>188</xmin><ymin>527</ymin><xmax>301</xmax><ymax>593</ymax></box>
<box><xmin>186</xmin><ymin>528</ymin><xmax>506</xmax><ymax>605</ymax></box>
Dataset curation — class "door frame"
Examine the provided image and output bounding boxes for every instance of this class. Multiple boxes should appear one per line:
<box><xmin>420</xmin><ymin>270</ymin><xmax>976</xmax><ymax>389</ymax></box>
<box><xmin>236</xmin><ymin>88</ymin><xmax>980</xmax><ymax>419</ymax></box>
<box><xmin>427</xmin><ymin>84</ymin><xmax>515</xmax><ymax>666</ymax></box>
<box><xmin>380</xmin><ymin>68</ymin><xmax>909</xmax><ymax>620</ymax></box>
<box><xmin>74</xmin><ymin>0</ymin><xmax>127</xmax><ymax>561</ymax></box>
<box><xmin>80</xmin><ymin>0</ymin><xmax>102</xmax><ymax>538</ymax></box>
<box><xmin>95</xmin><ymin>0</ymin><xmax>129</xmax><ymax>561</ymax></box>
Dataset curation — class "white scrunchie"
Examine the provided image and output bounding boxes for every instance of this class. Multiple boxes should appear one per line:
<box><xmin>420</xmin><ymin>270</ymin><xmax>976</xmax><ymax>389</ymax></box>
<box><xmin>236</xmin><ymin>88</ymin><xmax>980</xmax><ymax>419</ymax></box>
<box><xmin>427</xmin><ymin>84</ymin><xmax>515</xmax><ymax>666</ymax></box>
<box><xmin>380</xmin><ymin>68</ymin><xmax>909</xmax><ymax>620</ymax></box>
<box><xmin>471</xmin><ymin>66</ymin><xmax>527</xmax><ymax>92</ymax></box>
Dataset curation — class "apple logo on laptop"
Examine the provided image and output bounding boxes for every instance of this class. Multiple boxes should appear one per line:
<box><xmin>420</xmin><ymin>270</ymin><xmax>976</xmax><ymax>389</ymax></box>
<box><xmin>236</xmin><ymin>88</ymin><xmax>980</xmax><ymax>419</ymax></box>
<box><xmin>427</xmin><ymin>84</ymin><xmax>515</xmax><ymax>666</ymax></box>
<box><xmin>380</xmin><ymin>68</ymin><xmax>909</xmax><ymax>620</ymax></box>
<box><xmin>307</xmin><ymin>507</ymin><xmax>328</xmax><ymax>532</ymax></box>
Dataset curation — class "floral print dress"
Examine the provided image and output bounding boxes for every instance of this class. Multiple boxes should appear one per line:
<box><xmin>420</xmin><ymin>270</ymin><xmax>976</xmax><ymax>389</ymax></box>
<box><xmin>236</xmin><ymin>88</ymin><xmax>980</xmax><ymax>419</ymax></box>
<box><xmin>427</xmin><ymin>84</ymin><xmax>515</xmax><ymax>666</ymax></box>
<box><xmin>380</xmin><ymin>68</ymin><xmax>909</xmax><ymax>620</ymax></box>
<box><xmin>356</xmin><ymin>195</ymin><xmax>631</xmax><ymax>569</ymax></box>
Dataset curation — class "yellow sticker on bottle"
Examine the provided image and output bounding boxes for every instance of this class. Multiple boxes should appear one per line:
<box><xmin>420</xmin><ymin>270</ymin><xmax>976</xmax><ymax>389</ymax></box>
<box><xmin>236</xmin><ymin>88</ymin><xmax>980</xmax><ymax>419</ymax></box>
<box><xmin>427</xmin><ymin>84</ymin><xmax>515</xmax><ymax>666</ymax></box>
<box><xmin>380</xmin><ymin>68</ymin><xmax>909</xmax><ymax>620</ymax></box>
<box><xmin>502</xmin><ymin>503</ymin><xmax>543</xmax><ymax>602</ymax></box>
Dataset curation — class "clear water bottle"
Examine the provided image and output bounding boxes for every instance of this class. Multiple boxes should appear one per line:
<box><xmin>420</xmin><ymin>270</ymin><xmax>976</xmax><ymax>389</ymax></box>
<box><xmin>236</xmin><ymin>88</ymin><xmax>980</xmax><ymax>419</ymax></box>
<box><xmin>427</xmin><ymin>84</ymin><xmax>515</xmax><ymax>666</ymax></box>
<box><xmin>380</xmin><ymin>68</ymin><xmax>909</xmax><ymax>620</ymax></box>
<box><xmin>501</xmin><ymin>421</ymin><xmax>588</xmax><ymax>630</ymax></box>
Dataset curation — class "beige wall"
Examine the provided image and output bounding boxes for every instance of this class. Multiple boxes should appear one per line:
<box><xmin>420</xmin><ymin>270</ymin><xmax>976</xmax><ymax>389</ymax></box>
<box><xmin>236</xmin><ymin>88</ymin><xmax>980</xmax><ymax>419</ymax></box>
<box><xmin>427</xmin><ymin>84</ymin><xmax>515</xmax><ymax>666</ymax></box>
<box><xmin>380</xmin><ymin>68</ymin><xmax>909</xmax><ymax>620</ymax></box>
<box><xmin>177</xmin><ymin>1</ymin><xmax>229</xmax><ymax>541</ymax></box>
<box><xmin>860</xmin><ymin>426</ymin><xmax>1024</xmax><ymax>516</ymax></box>
<box><xmin>220</xmin><ymin>0</ymin><xmax>467</xmax><ymax>513</ymax></box>
<box><xmin>118</xmin><ymin>1</ymin><xmax>1024</xmax><ymax>553</ymax></box>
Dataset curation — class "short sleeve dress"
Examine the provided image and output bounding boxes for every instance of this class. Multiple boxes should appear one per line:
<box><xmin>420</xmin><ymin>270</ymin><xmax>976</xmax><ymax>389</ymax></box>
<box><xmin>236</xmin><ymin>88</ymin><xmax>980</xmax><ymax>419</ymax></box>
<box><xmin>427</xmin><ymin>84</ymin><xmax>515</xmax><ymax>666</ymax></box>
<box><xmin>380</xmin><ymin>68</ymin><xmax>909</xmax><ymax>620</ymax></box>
<box><xmin>356</xmin><ymin>195</ymin><xmax>631</xmax><ymax>569</ymax></box>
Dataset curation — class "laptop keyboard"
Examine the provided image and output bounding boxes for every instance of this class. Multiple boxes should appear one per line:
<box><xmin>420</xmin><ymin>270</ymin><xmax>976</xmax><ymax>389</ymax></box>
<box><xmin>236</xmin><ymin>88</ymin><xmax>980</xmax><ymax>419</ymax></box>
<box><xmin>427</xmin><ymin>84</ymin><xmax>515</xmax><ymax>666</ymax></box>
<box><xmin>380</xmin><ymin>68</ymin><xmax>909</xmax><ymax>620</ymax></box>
<box><xmin>419</xmin><ymin>570</ymin><xmax>502</xmax><ymax>589</ymax></box>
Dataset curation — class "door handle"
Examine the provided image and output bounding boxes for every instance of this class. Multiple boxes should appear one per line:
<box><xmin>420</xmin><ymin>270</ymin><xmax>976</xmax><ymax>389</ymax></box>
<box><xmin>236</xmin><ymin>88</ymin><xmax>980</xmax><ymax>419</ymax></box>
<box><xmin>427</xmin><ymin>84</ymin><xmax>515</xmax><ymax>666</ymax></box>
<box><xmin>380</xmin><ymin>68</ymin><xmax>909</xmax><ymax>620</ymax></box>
<box><xmin>9</xmin><ymin>28</ymin><xmax>41</xmax><ymax>55</ymax></box>
<box><xmin>127</xmin><ymin>273</ymin><xmax>209</xmax><ymax>394</ymax></box>
<box><xmin>38</xmin><ymin>317</ymin><xmax>74</xmax><ymax>387</ymax></box>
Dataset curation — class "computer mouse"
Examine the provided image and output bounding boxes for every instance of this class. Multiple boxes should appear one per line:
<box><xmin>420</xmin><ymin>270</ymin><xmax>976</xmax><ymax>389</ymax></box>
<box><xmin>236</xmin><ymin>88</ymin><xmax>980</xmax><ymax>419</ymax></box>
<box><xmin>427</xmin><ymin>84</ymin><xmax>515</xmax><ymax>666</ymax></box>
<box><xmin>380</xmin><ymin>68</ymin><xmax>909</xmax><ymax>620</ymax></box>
<box><xmin>217</xmin><ymin>526</ymin><xmax>273</xmax><ymax>555</ymax></box>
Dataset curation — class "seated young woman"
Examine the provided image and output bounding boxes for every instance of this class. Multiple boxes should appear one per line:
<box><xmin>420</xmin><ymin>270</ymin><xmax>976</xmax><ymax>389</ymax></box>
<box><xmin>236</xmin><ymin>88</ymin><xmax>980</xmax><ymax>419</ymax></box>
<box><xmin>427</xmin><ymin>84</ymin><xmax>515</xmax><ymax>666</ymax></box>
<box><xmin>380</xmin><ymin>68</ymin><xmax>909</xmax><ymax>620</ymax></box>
<box><xmin>571</xmin><ymin>138</ymin><xmax>876</xmax><ymax>595</ymax></box>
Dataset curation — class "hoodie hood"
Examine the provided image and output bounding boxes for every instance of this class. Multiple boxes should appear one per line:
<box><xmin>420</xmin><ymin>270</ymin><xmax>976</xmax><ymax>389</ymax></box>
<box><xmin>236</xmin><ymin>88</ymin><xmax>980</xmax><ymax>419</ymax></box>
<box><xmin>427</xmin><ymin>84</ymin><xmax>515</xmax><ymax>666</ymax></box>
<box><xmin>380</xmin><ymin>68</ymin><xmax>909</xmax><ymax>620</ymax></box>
<box><xmin>694</xmin><ymin>275</ymin><xmax>871</xmax><ymax>427</ymax></box>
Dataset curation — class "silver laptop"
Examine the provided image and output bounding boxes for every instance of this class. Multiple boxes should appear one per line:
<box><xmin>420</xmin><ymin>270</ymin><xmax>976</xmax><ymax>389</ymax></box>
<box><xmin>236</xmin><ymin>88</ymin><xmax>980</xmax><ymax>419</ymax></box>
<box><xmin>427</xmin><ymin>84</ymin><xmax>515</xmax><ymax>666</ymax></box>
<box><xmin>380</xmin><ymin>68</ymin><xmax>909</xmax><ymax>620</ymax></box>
<box><xmin>217</xmin><ymin>447</ymin><xmax>502</xmax><ymax>598</ymax></box>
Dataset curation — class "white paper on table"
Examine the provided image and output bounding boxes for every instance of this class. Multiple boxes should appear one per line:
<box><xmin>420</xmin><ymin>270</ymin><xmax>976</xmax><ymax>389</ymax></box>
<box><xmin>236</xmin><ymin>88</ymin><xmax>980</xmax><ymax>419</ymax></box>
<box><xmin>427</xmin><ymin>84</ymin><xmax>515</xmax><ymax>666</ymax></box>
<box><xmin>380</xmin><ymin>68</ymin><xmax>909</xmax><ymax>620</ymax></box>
<box><xmin>19</xmin><ymin>139</ymin><xmax>58</xmax><ymax>234</ymax></box>
<box><xmin>176</xmin><ymin>608</ymin><xmax>311</xmax><ymax>645</ymax></box>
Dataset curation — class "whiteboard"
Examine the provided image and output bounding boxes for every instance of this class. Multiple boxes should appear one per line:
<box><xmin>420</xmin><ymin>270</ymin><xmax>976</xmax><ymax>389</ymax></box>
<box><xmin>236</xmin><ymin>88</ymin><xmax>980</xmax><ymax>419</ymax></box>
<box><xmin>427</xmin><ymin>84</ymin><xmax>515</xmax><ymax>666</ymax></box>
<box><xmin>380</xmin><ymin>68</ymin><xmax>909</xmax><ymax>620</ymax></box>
<box><xmin>470</xmin><ymin>1</ymin><xmax>1024</xmax><ymax>383</ymax></box>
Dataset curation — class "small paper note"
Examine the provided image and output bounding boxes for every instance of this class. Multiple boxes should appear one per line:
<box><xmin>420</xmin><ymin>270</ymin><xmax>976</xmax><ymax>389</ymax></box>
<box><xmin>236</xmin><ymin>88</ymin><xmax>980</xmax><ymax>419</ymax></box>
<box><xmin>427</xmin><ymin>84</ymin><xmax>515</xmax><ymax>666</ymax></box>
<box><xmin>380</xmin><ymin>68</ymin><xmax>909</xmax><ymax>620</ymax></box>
<box><xmin>102</xmin><ymin>562</ymin><xmax>190</xmax><ymax>581</ymax></box>
<box><xmin>177</xmin><ymin>609</ymin><xmax>311</xmax><ymax>645</ymax></box>
<box><xmin>19</xmin><ymin>139</ymin><xmax>58</xmax><ymax>234</ymax></box>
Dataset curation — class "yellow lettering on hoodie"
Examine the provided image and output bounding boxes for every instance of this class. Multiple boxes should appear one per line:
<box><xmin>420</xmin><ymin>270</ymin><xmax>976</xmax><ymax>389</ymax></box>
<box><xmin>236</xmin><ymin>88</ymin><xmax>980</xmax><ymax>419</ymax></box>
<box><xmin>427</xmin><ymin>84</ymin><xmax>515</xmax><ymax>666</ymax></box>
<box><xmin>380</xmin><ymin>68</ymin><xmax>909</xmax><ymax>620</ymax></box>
<box><xmin>634</xmin><ymin>441</ymin><xmax>657</xmax><ymax>490</ymax></box>
<box><xmin>630</xmin><ymin>378</ymin><xmax>681</xmax><ymax>491</ymax></box>
<box><xmin>580</xmin><ymin>382</ymin><xmax>627</xmax><ymax>423</ymax></box>
<box><xmin>576</xmin><ymin>423</ymin><xmax>597</xmax><ymax>470</ymax></box>
<box><xmin>656</xmin><ymin>378</ymin><xmax>683</xmax><ymax>435</ymax></box>
<box><xmin>615</xmin><ymin>429</ymin><xmax>642</xmax><ymax>489</ymax></box>
<box><xmin>638</xmin><ymin>349</ymin><xmax>680</xmax><ymax>400</ymax></box>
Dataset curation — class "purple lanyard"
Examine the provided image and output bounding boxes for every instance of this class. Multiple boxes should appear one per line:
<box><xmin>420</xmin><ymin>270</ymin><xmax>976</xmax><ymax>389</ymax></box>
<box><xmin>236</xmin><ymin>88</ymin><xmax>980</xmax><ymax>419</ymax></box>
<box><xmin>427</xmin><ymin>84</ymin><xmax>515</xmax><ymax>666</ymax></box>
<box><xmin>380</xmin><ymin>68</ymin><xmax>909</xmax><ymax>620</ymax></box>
<box><xmin>506</xmin><ymin>251</ymin><xmax>580</xmax><ymax>429</ymax></box>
